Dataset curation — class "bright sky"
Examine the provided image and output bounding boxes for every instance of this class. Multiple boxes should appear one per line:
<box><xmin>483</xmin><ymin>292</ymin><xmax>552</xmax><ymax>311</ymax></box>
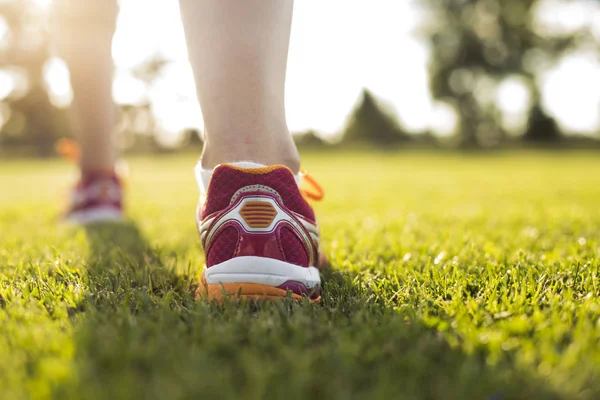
<box><xmin>107</xmin><ymin>0</ymin><xmax>432</xmax><ymax>139</ymax></box>
<box><xmin>31</xmin><ymin>0</ymin><xmax>600</xmax><ymax>140</ymax></box>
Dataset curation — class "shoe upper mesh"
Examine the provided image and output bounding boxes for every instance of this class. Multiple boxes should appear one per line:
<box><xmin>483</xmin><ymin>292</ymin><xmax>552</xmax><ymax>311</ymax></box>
<box><xmin>202</xmin><ymin>166</ymin><xmax>315</xmax><ymax>221</ymax></box>
<box><xmin>279</xmin><ymin>226</ymin><xmax>309</xmax><ymax>267</ymax></box>
<box><xmin>206</xmin><ymin>225</ymin><xmax>239</xmax><ymax>266</ymax></box>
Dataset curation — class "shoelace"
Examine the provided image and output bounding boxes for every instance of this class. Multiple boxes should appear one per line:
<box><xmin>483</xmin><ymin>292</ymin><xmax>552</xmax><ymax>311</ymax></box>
<box><xmin>56</xmin><ymin>138</ymin><xmax>80</xmax><ymax>162</ymax></box>
<box><xmin>299</xmin><ymin>169</ymin><xmax>324</xmax><ymax>201</ymax></box>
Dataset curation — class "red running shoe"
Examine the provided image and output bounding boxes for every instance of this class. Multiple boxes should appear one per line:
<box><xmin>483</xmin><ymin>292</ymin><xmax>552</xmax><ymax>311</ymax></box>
<box><xmin>64</xmin><ymin>171</ymin><xmax>123</xmax><ymax>225</ymax></box>
<box><xmin>195</xmin><ymin>162</ymin><xmax>323</xmax><ymax>302</ymax></box>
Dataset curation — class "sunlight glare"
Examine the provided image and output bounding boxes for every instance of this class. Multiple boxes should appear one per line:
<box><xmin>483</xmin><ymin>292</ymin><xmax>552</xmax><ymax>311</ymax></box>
<box><xmin>32</xmin><ymin>0</ymin><xmax>53</xmax><ymax>11</ymax></box>
<box><xmin>99</xmin><ymin>0</ymin><xmax>600</xmax><ymax>137</ymax></box>
<box><xmin>542</xmin><ymin>52</ymin><xmax>600</xmax><ymax>134</ymax></box>
<box><xmin>0</xmin><ymin>71</ymin><xmax>14</xmax><ymax>101</ymax></box>
<box><xmin>113</xmin><ymin>72</ymin><xmax>147</xmax><ymax>106</ymax></box>
<box><xmin>43</xmin><ymin>57</ymin><xmax>73</xmax><ymax>108</ymax></box>
<box><xmin>497</xmin><ymin>76</ymin><xmax>531</xmax><ymax>134</ymax></box>
<box><xmin>430</xmin><ymin>102</ymin><xmax>458</xmax><ymax>137</ymax></box>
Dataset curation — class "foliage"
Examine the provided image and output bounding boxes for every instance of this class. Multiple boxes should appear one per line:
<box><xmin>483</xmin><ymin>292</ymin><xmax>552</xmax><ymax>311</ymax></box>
<box><xmin>418</xmin><ymin>0</ymin><xmax>598</xmax><ymax>147</ymax></box>
<box><xmin>294</xmin><ymin>130</ymin><xmax>327</xmax><ymax>147</ymax></box>
<box><xmin>342</xmin><ymin>90</ymin><xmax>410</xmax><ymax>146</ymax></box>
<box><xmin>0</xmin><ymin>0</ymin><xmax>67</xmax><ymax>156</ymax></box>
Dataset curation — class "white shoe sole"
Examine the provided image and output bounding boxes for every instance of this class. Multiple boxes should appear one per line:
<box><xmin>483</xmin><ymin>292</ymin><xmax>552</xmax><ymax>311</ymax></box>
<box><xmin>204</xmin><ymin>256</ymin><xmax>321</xmax><ymax>288</ymax></box>
<box><xmin>65</xmin><ymin>207</ymin><xmax>123</xmax><ymax>225</ymax></box>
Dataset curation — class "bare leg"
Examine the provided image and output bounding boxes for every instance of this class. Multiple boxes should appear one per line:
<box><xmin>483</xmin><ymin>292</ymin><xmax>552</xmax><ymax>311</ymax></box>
<box><xmin>179</xmin><ymin>0</ymin><xmax>300</xmax><ymax>172</ymax></box>
<box><xmin>52</xmin><ymin>0</ymin><xmax>118</xmax><ymax>174</ymax></box>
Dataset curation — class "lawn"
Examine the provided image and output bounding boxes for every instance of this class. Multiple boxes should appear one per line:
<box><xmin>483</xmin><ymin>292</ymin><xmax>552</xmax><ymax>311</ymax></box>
<box><xmin>1</xmin><ymin>151</ymin><xmax>599</xmax><ymax>400</ymax></box>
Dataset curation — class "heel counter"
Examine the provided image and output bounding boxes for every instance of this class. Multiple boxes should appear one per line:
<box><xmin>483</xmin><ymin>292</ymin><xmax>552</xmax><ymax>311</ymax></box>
<box><xmin>278</xmin><ymin>226</ymin><xmax>310</xmax><ymax>267</ymax></box>
<box><xmin>203</xmin><ymin>194</ymin><xmax>314</xmax><ymax>268</ymax></box>
<box><xmin>204</xmin><ymin>196</ymin><xmax>286</xmax><ymax>267</ymax></box>
<box><xmin>205</xmin><ymin>224</ymin><xmax>240</xmax><ymax>267</ymax></box>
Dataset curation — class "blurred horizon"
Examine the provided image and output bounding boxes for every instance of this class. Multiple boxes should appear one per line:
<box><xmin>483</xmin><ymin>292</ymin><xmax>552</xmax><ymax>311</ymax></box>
<box><xmin>0</xmin><ymin>0</ymin><xmax>599</xmax><ymax>152</ymax></box>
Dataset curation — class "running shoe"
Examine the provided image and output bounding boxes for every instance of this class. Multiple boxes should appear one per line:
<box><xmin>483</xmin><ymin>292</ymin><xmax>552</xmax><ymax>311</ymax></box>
<box><xmin>63</xmin><ymin>171</ymin><xmax>123</xmax><ymax>224</ymax></box>
<box><xmin>195</xmin><ymin>162</ymin><xmax>323</xmax><ymax>302</ymax></box>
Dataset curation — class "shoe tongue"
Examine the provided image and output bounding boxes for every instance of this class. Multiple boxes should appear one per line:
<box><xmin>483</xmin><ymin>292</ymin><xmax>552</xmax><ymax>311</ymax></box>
<box><xmin>195</xmin><ymin>161</ymin><xmax>301</xmax><ymax>194</ymax></box>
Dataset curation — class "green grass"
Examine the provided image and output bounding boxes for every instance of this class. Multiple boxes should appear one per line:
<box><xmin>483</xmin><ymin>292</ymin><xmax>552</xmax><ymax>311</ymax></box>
<box><xmin>1</xmin><ymin>151</ymin><xmax>600</xmax><ymax>400</ymax></box>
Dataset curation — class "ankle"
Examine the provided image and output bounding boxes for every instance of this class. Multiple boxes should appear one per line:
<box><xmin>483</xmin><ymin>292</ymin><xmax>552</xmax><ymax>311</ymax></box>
<box><xmin>80</xmin><ymin>163</ymin><xmax>117</xmax><ymax>178</ymax></box>
<box><xmin>201</xmin><ymin>137</ymin><xmax>301</xmax><ymax>173</ymax></box>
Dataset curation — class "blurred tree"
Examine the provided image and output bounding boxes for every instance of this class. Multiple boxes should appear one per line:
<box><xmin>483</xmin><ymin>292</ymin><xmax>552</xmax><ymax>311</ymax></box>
<box><xmin>419</xmin><ymin>0</ymin><xmax>596</xmax><ymax>147</ymax></box>
<box><xmin>118</xmin><ymin>54</ymin><xmax>171</xmax><ymax>152</ymax></box>
<box><xmin>294</xmin><ymin>130</ymin><xmax>326</xmax><ymax>148</ymax></box>
<box><xmin>524</xmin><ymin>104</ymin><xmax>561</xmax><ymax>143</ymax></box>
<box><xmin>0</xmin><ymin>1</ymin><xmax>172</xmax><ymax>157</ymax></box>
<box><xmin>0</xmin><ymin>0</ymin><xmax>67</xmax><ymax>156</ymax></box>
<box><xmin>343</xmin><ymin>89</ymin><xmax>410</xmax><ymax>146</ymax></box>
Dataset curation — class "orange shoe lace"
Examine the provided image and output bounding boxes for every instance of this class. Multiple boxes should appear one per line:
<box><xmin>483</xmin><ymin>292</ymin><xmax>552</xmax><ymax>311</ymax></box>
<box><xmin>56</xmin><ymin>138</ymin><xmax>81</xmax><ymax>163</ymax></box>
<box><xmin>299</xmin><ymin>169</ymin><xmax>324</xmax><ymax>201</ymax></box>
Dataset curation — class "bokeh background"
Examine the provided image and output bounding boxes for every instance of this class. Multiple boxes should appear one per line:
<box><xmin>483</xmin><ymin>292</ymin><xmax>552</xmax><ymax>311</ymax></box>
<box><xmin>0</xmin><ymin>0</ymin><xmax>599</xmax><ymax>157</ymax></box>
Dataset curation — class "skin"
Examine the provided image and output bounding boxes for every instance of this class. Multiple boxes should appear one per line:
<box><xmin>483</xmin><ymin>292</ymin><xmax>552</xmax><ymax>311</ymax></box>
<box><xmin>53</xmin><ymin>0</ymin><xmax>301</xmax><ymax>174</ymax></box>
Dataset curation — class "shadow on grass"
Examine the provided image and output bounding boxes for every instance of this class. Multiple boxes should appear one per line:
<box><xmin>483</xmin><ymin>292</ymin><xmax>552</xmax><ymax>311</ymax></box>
<box><xmin>57</xmin><ymin>228</ymin><xmax>562</xmax><ymax>400</ymax></box>
<box><xmin>78</xmin><ymin>222</ymin><xmax>193</xmax><ymax>311</ymax></box>
<box><xmin>85</xmin><ymin>222</ymin><xmax>148</xmax><ymax>267</ymax></box>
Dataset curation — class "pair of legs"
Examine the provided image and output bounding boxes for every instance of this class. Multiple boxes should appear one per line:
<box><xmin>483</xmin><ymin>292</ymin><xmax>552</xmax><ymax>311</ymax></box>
<box><xmin>54</xmin><ymin>0</ymin><xmax>324</xmax><ymax>301</ymax></box>
<box><xmin>53</xmin><ymin>0</ymin><xmax>301</xmax><ymax>174</ymax></box>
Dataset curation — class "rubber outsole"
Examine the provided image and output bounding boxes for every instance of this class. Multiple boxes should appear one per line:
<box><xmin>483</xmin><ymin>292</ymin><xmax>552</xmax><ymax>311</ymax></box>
<box><xmin>64</xmin><ymin>207</ymin><xmax>123</xmax><ymax>225</ymax></box>
<box><xmin>196</xmin><ymin>270</ymin><xmax>321</xmax><ymax>303</ymax></box>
